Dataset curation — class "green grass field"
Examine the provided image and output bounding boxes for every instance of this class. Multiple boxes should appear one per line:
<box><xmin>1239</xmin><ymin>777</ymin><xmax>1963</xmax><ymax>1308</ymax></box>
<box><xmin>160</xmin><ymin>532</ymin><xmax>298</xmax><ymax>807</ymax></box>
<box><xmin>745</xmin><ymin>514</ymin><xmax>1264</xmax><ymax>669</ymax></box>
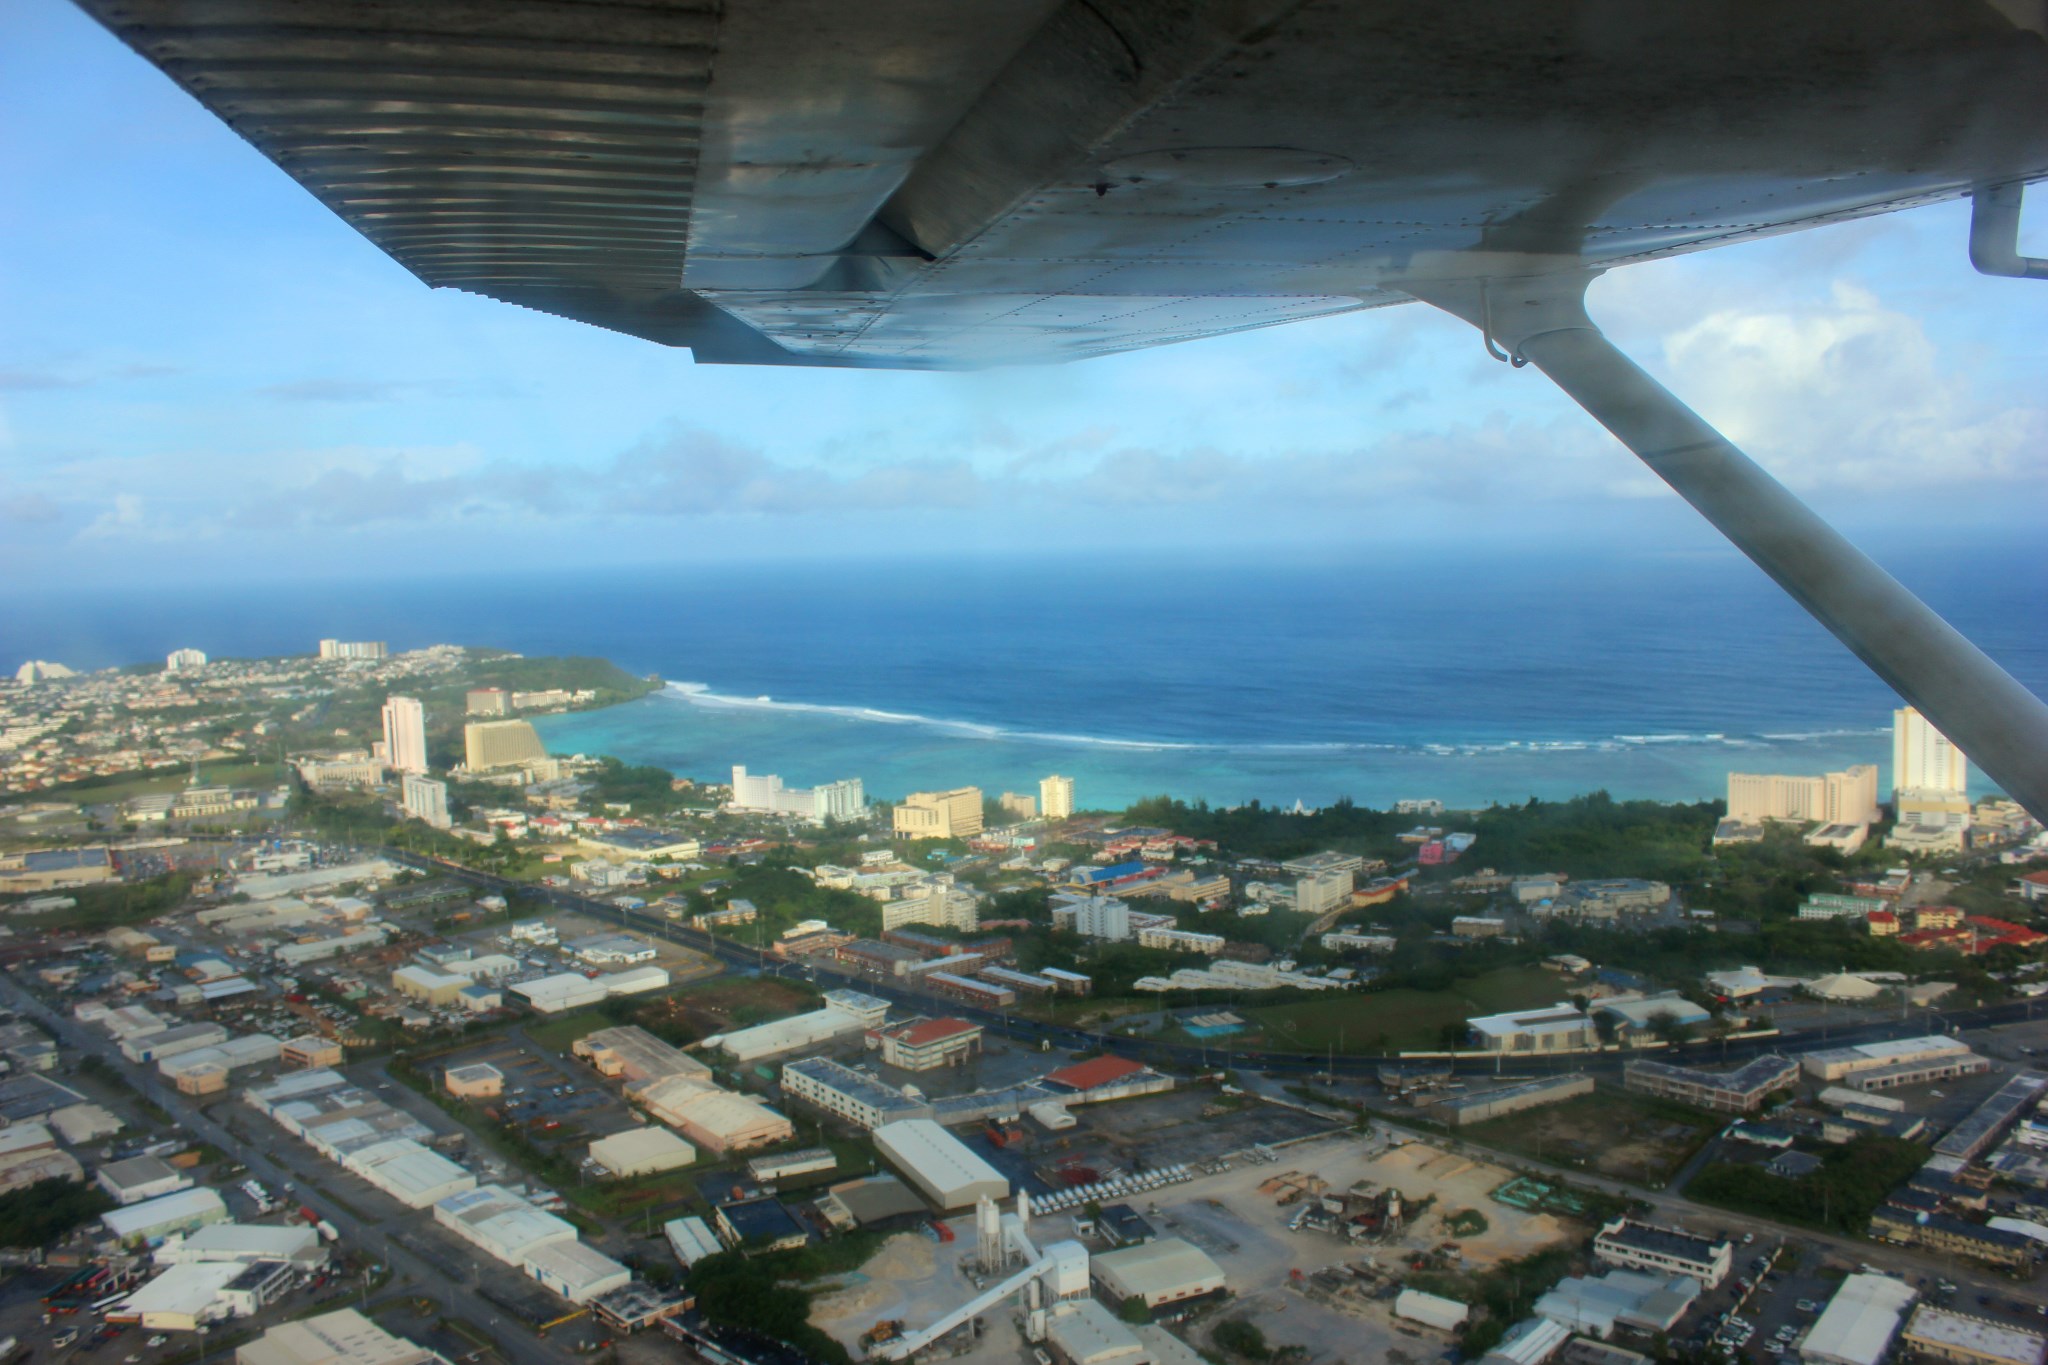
<box><xmin>1244</xmin><ymin>965</ymin><xmax>1566</xmax><ymax>1052</ymax></box>
<box><xmin>20</xmin><ymin>760</ymin><xmax>285</xmax><ymax>807</ymax></box>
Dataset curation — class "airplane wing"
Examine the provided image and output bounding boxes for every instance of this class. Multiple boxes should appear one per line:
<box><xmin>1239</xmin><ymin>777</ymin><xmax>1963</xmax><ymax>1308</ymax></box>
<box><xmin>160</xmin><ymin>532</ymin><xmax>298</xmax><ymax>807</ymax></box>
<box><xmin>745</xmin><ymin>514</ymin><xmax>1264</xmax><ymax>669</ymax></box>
<box><xmin>74</xmin><ymin>1</ymin><xmax>2048</xmax><ymax>368</ymax></box>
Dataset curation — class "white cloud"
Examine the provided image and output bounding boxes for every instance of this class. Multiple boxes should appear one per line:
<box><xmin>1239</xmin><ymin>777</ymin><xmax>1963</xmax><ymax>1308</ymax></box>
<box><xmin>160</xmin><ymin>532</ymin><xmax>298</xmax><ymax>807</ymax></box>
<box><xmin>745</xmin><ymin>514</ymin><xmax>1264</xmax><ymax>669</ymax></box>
<box><xmin>79</xmin><ymin>492</ymin><xmax>145</xmax><ymax>539</ymax></box>
<box><xmin>1658</xmin><ymin>281</ymin><xmax>2046</xmax><ymax>492</ymax></box>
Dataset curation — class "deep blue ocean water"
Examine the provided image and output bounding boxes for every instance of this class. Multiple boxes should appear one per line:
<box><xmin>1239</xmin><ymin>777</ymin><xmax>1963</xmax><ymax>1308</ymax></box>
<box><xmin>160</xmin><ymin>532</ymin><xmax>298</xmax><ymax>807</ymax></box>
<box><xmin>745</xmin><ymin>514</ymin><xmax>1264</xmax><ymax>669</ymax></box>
<box><xmin>4</xmin><ymin>542</ymin><xmax>2040</xmax><ymax>810</ymax></box>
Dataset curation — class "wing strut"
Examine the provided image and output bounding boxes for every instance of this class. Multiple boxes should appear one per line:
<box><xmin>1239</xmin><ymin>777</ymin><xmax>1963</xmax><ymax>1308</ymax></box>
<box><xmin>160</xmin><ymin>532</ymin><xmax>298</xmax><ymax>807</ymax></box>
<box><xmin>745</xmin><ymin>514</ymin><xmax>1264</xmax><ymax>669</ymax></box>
<box><xmin>1409</xmin><ymin>272</ymin><xmax>2048</xmax><ymax>821</ymax></box>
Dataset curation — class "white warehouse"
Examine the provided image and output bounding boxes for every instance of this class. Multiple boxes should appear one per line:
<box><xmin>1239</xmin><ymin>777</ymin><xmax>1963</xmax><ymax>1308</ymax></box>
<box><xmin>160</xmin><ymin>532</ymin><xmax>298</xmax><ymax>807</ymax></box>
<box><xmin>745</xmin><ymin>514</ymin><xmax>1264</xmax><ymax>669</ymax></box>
<box><xmin>344</xmin><ymin>1140</ymin><xmax>477</xmax><ymax>1208</ymax></box>
<box><xmin>872</xmin><ymin>1119</ymin><xmax>1008</xmax><ymax>1210</ymax></box>
<box><xmin>588</xmin><ymin>1127</ymin><xmax>695</xmax><ymax>1178</ymax></box>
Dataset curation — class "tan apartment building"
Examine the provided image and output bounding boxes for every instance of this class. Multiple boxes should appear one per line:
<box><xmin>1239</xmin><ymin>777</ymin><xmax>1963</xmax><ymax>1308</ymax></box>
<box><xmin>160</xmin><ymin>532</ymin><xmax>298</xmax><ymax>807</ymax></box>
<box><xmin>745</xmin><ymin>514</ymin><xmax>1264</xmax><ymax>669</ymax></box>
<box><xmin>892</xmin><ymin>787</ymin><xmax>983</xmax><ymax>840</ymax></box>
<box><xmin>463</xmin><ymin>719</ymin><xmax>545</xmax><ymax>771</ymax></box>
<box><xmin>1726</xmin><ymin>765</ymin><xmax>1879</xmax><ymax>826</ymax></box>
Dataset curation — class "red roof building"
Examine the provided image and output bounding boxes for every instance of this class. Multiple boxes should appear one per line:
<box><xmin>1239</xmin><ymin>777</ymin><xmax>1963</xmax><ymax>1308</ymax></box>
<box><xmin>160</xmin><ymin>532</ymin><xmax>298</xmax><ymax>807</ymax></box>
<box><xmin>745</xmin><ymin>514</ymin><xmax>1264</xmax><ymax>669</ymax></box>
<box><xmin>1900</xmin><ymin>917</ymin><xmax>2046</xmax><ymax>955</ymax></box>
<box><xmin>871</xmin><ymin>1017</ymin><xmax>982</xmax><ymax>1072</ymax></box>
<box><xmin>1899</xmin><ymin>926</ymin><xmax>1972</xmax><ymax>952</ymax></box>
<box><xmin>1867</xmin><ymin>910</ymin><xmax>1899</xmax><ymax>936</ymax></box>
<box><xmin>1965</xmin><ymin>916</ymin><xmax>2048</xmax><ymax>953</ymax></box>
<box><xmin>1043</xmin><ymin>1054</ymin><xmax>1147</xmax><ymax>1093</ymax></box>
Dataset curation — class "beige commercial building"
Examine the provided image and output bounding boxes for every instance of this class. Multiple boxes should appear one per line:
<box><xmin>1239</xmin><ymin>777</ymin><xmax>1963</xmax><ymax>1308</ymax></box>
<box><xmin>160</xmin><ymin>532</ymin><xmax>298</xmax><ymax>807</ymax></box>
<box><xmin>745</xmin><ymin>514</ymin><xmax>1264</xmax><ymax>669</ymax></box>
<box><xmin>1040</xmin><ymin>774</ymin><xmax>1075</xmax><ymax>821</ymax></box>
<box><xmin>238</xmin><ymin>1309</ymin><xmax>447</xmax><ymax>1365</ymax></box>
<box><xmin>574</xmin><ymin>1026</ymin><xmax>712</xmax><ymax>1086</ymax></box>
<box><xmin>391</xmin><ymin>965</ymin><xmax>473</xmax><ymax>1007</ymax></box>
<box><xmin>892</xmin><ymin>788</ymin><xmax>983</xmax><ymax>840</ymax></box>
<box><xmin>281</xmin><ymin>1037</ymin><xmax>344</xmax><ymax>1070</ymax></box>
<box><xmin>443</xmin><ymin>1063</ymin><xmax>504</xmax><ymax>1099</ymax></box>
<box><xmin>1726</xmin><ymin>765</ymin><xmax>1879</xmax><ymax>826</ymax></box>
<box><xmin>466</xmin><ymin>688</ymin><xmax>510</xmax><ymax>716</ymax></box>
<box><xmin>587</xmin><ymin>1126</ymin><xmax>695</xmax><ymax>1178</ymax></box>
<box><xmin>1090</xmin><ymin>1239</ymin><xmax>1226</xmax><ymax>1310</ymax></box>
<box><xmin>633</xmin><ymin>1075</ymin><xmax>795</xmax><ymax>1154</ymax></box>
<box><xmin>463</xmin><ymin>720</ymin><xmax>546</xmax><ymax>771</ymax></box>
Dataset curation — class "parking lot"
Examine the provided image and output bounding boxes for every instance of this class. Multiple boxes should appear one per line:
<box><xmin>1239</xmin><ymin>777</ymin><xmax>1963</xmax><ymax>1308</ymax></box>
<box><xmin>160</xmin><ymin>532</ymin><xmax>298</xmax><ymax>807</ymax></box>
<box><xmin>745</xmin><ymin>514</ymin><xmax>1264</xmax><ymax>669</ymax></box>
<box><xmin>421</xmin><ymin>1032</ymin><xmax>643</xmax><ymax>1159</ymax></box>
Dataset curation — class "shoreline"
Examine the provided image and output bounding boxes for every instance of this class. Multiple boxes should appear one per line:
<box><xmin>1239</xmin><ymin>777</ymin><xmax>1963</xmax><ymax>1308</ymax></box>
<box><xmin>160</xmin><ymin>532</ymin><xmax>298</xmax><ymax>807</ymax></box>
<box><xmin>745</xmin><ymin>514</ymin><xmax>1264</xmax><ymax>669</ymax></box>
<box><xmin>534</xmin><ymin>683</ymin><xmax>1988</xmax><ymax>813</ymax></box>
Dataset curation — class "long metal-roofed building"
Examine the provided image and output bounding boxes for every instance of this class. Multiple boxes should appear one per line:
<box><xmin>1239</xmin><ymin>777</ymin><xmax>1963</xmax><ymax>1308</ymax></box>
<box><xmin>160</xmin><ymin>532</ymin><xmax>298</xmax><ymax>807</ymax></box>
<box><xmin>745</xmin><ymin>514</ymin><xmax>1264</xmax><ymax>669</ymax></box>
<box><xmin>521</xmin><ymin>1241</ymin><xmax>632</xmax><ymax>1305</ymax></box>
<box><xmin>1934</xmin><ymin>1073</ymin><xmax>2048</xmax><ymax>1162</ymax></box>
<box><xmin>1438</xmin><ymin>1074</ymin><xmax>1593</xmax><ymax>1126</ymax></box>
<box><xmin>343</xmin><ymin>1139</ymin><xmax>477</xmax><ymax>1208</ymax></box>
<box><xmin>662</xmin><ymin>1216</ymin><xmax>721</xmax><ymax>1269</ymax></box>
<box><xmin>572</xmin><ymin>1026</ymin><xmax>711</xmax><ymax>1085</ymax></box>
<box><xmin>1799</xmin><ymin>1035</ymin><xmax>1989</xmax><ymax>1089</ymax></box>
<box><xmin>1465</xmin><ymin>1004</ymin><xmax>1597</xmax><ymax>1054</ymax></box>
<box><xmin>1801</xmin><ymin>1273</ymin><xmax>1919</xmax><ymax>1365</ymax></box>
<box><xmin>434</xmin><ymin>1185</ymin><xmax>578</xmax><ymax>1264</ymax></box>
<box><xmin>1621</xmin><ymin>1054</ymin><xmax>1798</xmax><ymax>1114</ymax></box>
<box><xmin>871</xmin><ymin>1119</ymin><xmax>1007</xmax><ymax>1210</ymax></box>
<box><xmin>102</xmin><ymin>1188</ymin><xmax>231</xmax><ymax>1246</ymax></box>
<box><xmin>703</xmin><ymin>990</ymin><xmax>890</xmax><ymax>1063</ymax></box>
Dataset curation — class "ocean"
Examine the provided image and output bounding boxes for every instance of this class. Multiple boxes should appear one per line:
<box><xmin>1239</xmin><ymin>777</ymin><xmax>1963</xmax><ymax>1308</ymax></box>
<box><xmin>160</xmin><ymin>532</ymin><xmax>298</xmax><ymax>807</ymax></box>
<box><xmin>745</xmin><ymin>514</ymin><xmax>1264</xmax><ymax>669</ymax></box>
<box><xmin>5</xmin><ymin>542</ymin><xmax>2041</xmax><ymax>810</ymax></box>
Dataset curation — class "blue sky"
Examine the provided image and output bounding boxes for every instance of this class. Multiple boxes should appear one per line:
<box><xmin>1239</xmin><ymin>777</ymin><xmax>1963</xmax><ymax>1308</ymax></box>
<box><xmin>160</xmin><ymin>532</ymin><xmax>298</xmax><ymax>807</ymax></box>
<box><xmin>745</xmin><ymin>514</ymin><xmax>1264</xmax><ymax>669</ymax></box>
<box><xmin>4</xmin><ymin>0</ymin><xmax>2046</xmax><ymax>586</ymax></box>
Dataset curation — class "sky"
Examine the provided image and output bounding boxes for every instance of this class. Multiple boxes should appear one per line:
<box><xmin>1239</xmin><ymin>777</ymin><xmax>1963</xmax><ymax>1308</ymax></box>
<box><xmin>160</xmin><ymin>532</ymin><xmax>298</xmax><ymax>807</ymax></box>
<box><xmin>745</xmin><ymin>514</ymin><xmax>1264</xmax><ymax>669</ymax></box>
<box><xmin>3</xmin><ymin>0</ymin><xmax>2046</xmax><ymax>587</ymax></box>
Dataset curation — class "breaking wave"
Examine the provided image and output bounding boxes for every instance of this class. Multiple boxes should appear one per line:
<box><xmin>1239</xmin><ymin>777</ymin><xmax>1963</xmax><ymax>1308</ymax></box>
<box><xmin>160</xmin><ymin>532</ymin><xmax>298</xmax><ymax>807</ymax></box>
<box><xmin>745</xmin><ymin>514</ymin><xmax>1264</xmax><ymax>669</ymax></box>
<box><xmin>659</xmin><ymin>682</ymin><xmax>1853</xmax><ymax>760</ymax></box>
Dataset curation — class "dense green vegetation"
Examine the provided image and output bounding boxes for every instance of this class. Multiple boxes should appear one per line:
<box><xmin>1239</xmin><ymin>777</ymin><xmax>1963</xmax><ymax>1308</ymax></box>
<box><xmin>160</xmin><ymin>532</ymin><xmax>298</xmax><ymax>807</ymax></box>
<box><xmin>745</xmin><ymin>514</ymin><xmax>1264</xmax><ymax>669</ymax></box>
<box><xmin>1686</xmin><ymin>1135</ymin><xmax>1930</xmax><ymax>1233</ymax></box>
<box><xmin>696</xmin><ymin>860</ymin><xmax>890</xmax><ymax>940</ymax></box>
<box><xmin>14</xmin><ymin>760</ymin><xmax>283</xmax><ymax>807</ymax></box>
<box><xmin>587</xmin><ymin>756</ymin><xmax>714</xmax><ymax>813</ymax></box>
<box><xmin>1212</xmin><ymin>1319</ymin><xmax>1271</xmax><ymax>1360</ymax></box>
<box><xmin>0</xmin><ymin>1178</ymin><xmax>115</xmax><ymax>1247</ymax></box>
<box><xmin>4</xmin><ymin>869</ymin><xmax>197</xmax><ymax>931</ymax></box>
<box><xmin>1125</xmin><ymin>791</ymin><xmax>1721</xmax><ymax>881</ymax></box>
<box><xmin>686</xmin><ymin>1235</ymin><xmax>886</xmax><ymax>1365</ymax></box>
<box><xmin>1123</xmin><ymin>795</ymin><xmax>1413</xmax><ymax>865</ymax></box>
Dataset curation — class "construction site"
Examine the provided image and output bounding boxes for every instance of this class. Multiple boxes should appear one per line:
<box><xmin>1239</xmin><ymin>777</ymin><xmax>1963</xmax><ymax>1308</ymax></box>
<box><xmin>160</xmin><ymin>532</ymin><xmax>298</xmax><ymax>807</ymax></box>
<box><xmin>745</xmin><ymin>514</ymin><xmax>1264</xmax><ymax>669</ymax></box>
<box><xmin>811</xmin><ymin>1125</ymin><xmax>1585</xmax><ymax>1363</ymax></box>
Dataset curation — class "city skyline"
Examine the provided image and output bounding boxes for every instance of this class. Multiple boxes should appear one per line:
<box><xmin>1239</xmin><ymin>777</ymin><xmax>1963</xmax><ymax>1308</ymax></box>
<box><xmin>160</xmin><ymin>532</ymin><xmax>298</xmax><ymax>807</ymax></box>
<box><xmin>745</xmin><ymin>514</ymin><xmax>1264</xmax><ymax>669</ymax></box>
<box><xmin>4</xmin><ymin>0</ymin><xmax>2046</xmax><ymax>590</ymax></box>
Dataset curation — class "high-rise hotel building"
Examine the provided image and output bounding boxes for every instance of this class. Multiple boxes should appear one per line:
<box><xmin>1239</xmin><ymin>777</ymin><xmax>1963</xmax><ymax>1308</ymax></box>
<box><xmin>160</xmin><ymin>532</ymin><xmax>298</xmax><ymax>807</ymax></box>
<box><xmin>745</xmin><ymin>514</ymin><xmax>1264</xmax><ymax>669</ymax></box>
<box><xmin>382</xmin><ymin>696</ymin><xmax>428</xmax><ymax>775</ymax></box>
<box><xmin>1726</xmin><ymin>765</ymin><xmax>1879</xmax><ymax>826</ymax></box>
<box><xmin>1039</xmin><ymin>774</ymin><xmax>1075</xmax><ymax>821</ymax></box>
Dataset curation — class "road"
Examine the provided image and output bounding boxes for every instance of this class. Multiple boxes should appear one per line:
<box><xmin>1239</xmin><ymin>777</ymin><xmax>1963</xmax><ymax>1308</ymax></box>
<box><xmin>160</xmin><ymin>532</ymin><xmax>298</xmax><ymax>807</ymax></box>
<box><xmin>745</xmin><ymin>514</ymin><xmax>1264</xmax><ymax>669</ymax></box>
<box><xmin>0</xmin><ymin>974</ymin><xmax>574</xmax><ymax>1365</ymax></box>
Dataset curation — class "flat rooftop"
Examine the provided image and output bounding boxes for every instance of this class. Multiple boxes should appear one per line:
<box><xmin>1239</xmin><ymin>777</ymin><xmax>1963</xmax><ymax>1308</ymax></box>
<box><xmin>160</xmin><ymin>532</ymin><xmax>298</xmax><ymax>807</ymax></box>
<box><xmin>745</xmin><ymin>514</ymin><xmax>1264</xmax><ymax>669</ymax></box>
<box><xmin>1907</xmin><ymin>1306</ymin><xmax>2048</xmax><ymax>1365</ymax></box>
<box><xmin>1597</xmin><ymin>1220</ymin><xmax>1726</xmax><ymax>1263</ymax></box>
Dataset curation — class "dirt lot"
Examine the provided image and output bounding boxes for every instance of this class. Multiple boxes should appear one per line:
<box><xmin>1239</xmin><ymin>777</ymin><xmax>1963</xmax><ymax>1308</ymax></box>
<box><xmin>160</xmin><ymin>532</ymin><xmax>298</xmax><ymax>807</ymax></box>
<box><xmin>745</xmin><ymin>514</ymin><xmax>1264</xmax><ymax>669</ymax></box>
<box><xmin>811</xmin><ymin>1126</ymin><xmax>1579</xmax><ymax>1365</ymax></box>
<box><xmin>1460</xmin><ymin>1090</ymin><xmax>1717</xmax><ymax>1184</ymax></box>
<box><xmin>1157</xmin><ymin>1131</ymin><xmax>1578</xmax><ymax>1365</ymax></box>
